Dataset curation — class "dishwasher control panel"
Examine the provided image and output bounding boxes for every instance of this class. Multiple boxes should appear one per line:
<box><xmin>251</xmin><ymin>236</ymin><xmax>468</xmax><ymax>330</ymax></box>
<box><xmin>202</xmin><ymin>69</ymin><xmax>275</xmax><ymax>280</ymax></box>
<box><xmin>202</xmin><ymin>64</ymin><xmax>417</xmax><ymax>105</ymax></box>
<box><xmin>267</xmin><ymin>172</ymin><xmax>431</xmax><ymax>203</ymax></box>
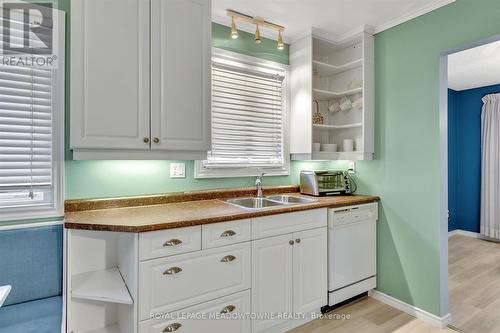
<box><xmin>328</xmin><ymin>203</ymin><xmax>378</xmax><ymax>226</ymax></box>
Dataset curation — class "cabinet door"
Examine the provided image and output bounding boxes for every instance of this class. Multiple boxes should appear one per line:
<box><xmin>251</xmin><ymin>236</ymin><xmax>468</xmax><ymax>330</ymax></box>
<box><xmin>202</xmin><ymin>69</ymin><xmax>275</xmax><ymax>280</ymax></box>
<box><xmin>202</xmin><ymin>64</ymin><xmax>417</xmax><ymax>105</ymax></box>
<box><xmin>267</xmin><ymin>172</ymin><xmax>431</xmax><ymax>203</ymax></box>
<box><xmin>251</xmin><ymin>234</ymin><xmax>293</xmax><ymax>333</ymax></box>
<box><xmin>293</xmin><ymin>227</ymin><xmax>327</xmax><ymax>316</ymax></box>
<box><xmin>71</xmin><ymin>0</ymin><xmax>150</xmax><ymax>150</ymax></box>
<box><xmin>150</xmin><ymin>0</ymin><xmax>211</xmax><ymax>152</ymax></box>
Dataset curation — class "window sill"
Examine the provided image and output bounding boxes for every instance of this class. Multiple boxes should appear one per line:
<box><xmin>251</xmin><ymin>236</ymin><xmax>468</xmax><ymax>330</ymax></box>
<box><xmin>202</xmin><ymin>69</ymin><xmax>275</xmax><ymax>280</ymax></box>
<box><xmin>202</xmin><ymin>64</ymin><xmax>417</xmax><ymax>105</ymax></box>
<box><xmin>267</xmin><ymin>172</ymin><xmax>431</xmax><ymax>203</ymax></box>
<box><xmin>194</xmin><ymin>161</ymin><xmax>290</xmax><ymax>179</ymax></box>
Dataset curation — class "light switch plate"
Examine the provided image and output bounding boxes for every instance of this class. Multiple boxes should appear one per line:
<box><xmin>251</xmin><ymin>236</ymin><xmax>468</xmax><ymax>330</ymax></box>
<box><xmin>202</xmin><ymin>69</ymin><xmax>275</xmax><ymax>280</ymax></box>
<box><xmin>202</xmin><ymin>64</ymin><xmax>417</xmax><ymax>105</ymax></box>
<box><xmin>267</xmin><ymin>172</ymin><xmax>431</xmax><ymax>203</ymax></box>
<box><xmin>170</xmin><ymin>163</ymin><xmax>185</xmax><ymax>178</ymax></box>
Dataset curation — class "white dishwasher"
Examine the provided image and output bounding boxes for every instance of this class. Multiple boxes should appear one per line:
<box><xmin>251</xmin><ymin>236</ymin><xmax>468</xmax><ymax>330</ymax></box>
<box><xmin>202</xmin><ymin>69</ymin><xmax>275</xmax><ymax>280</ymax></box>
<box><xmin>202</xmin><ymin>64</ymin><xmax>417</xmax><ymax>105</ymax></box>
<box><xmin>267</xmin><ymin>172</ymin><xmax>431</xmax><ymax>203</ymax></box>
<box><xmin>327</xmin><ymin>202</ymin><xmax>378</xmax><ymax>307</ymax></box>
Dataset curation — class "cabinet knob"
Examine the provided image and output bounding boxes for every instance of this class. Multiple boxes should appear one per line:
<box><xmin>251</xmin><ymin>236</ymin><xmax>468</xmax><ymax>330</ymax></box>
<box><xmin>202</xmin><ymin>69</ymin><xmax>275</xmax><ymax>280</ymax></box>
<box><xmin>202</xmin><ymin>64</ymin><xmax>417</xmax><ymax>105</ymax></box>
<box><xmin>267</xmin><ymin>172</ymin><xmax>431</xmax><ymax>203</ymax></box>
<box><xmin>163</xmin><ymin>323</ymin><xmax>182</xmax><ymax>332</ymax></box>
<box><xmin>163</xmin><ymin>238</ymin><xmax>182</xmax><ymax>247</ymax></box>
<box><xmin>289</xmin><ymin>240</ymin><xmax>294</xmax><ymax>245</ymax></box>
<box><xmin>220</xmin><ymin>255</ymin><xmax>236</xmax><ymax>263</ymax></box>
<box><xmin>220</xmin><ymin>230</ymin><xmax>236</xmax><ymax>238</ymax></box>
<box><xmin>163</xmin><ymin>267</ymin><xmax>182</xmax><ymax>275</ymax></box>
<box><xmin>220</xmin><ymin>305</ymin><xmax>236</xmax><ymax>314</ymax></box>
<box><xmin>143</xmin><ymin>137</ymin><xmax>150</xmax><ymax>143</ymax></box>
<box><xmin>295</xmin><ymin>238</ymin><xmax>301</xmax><ymax>244</ymax></box>
<box><xmin>153</xmin><ymin>137</ymin><xmax>160</xmax><ymax>144</ymax></box>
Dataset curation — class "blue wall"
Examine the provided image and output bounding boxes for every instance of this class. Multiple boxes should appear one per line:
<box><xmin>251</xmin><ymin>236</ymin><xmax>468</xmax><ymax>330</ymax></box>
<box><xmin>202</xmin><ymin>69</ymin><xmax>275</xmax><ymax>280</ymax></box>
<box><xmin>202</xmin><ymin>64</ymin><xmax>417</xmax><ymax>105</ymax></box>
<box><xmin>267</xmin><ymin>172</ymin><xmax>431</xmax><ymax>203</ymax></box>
<box><xmin>448</xmin><ymin>84</ymin><xmax>500</xmax><ymax>232</ymax></box>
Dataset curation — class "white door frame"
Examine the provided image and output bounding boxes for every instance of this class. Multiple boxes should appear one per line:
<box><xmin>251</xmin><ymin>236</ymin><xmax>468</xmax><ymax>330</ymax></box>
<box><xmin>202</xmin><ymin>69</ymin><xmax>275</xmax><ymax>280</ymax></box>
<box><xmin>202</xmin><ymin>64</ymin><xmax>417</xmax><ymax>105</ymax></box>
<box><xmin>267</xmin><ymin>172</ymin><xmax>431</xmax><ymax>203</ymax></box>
<box><xmin>439</xmin><ymin>33</ymin><xmax>500</xmax><ymax>318</ymax></box>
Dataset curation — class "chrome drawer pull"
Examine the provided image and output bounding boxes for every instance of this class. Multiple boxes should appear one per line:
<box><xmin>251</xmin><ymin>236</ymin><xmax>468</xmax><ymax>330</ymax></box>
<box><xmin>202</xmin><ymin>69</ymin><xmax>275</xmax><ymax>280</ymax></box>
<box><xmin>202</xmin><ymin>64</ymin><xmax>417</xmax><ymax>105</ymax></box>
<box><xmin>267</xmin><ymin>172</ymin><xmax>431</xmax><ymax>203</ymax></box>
<box><xmin>220</xmin><ymin>230</ymin><xmax>236</xmax><ymax>238</ymax></box>
<box><xmin>163</xmin><ymin>267</ymin><xmax>182</xmax><ymax>275</ymax></box>
<box><xmin>220</xmin><ymin>255</ymin><xmax>236</xmax><ymax>263</ymax></box>
<box><xmin>220</xmin><ymin>305</ymin><xmax>236</xmax><ymax>314</ymax></box>
<box><xmin>163</xmin><ymin>323</ymin><xmax>182</xmax><ymax>332</ymax></box>
<box><xmin>163</xmin><ymin>239</ymin><xmax>182</xmax><ymax>247</ymax></box>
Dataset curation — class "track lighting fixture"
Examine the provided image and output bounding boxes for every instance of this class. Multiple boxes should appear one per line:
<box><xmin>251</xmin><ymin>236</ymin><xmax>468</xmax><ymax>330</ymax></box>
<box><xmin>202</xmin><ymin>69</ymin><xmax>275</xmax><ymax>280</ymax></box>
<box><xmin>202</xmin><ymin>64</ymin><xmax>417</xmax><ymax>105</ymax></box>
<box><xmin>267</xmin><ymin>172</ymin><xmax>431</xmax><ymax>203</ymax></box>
<box><xmin>227</xmin><ymin>10</ymin><xmax>285</xmax><ymax>50</ymax></box>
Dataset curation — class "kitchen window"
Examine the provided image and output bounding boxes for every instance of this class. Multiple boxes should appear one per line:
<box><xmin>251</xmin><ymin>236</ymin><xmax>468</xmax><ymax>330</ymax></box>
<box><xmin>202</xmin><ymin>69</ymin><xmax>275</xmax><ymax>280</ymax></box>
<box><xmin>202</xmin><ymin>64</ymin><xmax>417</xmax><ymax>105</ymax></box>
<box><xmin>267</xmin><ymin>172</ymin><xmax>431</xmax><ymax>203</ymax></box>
<box><xmin>0</xmin><ymin>17</ymin><xmax>65</xmax><ymax>221</ymax></box>
<box><xmin>195</xmin><ymin>49</ymin><xmax>290</xmax><ymax>178</ymax></box>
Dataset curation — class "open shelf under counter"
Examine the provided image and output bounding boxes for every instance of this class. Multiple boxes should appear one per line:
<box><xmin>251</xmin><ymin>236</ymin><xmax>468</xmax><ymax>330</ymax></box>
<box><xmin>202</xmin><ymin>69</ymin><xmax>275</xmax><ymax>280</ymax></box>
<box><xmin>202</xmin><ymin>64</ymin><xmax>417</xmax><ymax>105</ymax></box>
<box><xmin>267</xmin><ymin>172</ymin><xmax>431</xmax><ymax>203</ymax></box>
<box><xmin>72</xmin><ymin>267</ymin><xmax>133</xmax><ymax>305</ymax></box>
<box><xmin>313</xmin><ymin>59</ymin><xmax>362</xmax><ymax>76</ymax></box>
<box><xmin>313</xmin><ymin>123</ymin><xmax>363</xmax><ymax>130</ymax></box>
<box><xmin>313</xmin><ymin>87</ymin><xmax>362</xmax><ymax>100</ymax></box>
<box><xmin>312</xmin><ymin>151</ymin><xmax>373</xmax><ymax>161</ymax></box>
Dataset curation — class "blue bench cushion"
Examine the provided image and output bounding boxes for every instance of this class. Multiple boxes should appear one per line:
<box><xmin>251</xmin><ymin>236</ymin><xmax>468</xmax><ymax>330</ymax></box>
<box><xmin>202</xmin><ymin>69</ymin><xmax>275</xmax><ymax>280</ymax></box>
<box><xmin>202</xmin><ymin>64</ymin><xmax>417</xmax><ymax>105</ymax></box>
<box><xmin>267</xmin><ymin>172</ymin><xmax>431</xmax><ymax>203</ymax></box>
<box><xmin>0</xmin><ymin>225</ymin><xmax>62</xmax><ymax>306</ymax></box>
<box><xmin>0</xmin><ymin>296</ymin><xmax>62</xmax><ymax>333</ymax></box>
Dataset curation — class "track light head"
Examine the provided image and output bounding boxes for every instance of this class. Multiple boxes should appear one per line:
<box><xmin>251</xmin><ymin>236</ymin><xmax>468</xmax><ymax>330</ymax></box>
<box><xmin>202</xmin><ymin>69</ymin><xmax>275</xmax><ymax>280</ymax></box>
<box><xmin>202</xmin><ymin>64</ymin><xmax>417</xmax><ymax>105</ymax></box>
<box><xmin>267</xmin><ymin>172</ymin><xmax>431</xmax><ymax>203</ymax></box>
<box><xmin>230</xmin><ymin>17</ymin><xmax>238</xmax><ymax>39</ymax></box>
<box><xmin>277</xmin><ymin>31</ymin><xmax>284</xmax><ymax>50</ymax></box>
<box><xmin>255</xmin><ymin>24</ymin><xmax>261</xmax><ymax>44</ymax></box>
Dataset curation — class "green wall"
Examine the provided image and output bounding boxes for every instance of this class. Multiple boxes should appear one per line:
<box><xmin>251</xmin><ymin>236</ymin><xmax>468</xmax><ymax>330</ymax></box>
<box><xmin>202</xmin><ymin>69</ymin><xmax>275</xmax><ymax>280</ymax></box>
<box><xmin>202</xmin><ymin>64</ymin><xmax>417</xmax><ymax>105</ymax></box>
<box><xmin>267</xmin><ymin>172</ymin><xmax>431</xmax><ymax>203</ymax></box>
<box><xmin>353</xmin><ymin>0</ymin><xmax>500</xmax><ymax>316</ymax></box>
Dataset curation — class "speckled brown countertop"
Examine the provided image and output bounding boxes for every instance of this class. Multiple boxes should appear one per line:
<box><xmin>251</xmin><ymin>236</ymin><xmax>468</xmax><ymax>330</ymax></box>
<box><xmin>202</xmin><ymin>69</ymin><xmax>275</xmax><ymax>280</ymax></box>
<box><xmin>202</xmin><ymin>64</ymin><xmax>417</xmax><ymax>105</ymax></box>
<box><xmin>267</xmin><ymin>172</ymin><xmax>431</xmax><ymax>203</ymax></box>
<box><xmin>64</xmin><ymin>188</ymin><xmax>379</xmax><ymax>233</ymax></box>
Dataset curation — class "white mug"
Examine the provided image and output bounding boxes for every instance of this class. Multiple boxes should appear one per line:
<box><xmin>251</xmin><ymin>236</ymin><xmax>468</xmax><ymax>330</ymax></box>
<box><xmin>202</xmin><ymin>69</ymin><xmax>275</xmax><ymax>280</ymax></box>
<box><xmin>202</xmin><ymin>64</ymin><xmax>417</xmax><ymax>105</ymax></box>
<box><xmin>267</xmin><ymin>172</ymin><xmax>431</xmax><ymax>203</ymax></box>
<box><xmin>343</xmin><ymin>139</ymin><xmax>354</xmax><ymax>152</ymax></box>
<box><xmin>354</xmin><ymin>138</ymin><xmax>362</xmax><ymax>151</ymax></box>
<box><xmin>339</xmin><ymin>97</ymin><xmax>352</xmax><ymax>111</ymax></box>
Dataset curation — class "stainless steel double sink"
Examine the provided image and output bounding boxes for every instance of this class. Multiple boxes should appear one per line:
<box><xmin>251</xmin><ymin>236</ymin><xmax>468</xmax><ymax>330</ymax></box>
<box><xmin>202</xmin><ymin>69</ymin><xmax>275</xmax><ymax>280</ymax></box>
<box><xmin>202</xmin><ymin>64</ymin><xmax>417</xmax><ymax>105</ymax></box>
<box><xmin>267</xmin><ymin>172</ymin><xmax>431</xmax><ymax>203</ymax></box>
<box><xmin>226</xmin><ymin>195</ymin><xmax>317</xmax><ymax>210</ymax></box>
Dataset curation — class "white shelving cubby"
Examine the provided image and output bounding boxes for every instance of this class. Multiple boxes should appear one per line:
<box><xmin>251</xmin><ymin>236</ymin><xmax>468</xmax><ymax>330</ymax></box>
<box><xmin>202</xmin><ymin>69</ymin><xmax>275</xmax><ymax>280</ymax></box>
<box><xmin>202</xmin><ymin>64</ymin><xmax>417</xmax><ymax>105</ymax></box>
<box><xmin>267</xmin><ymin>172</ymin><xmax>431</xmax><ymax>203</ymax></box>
<box><xmin>290</xmin><ymin>30</ymin><xmax>374</xmax><ymax>160</ymax></box>
<box><xmin>66</xmin><ymin>230</ymin><xmax>138</xmax><ymax>333</ymax></box>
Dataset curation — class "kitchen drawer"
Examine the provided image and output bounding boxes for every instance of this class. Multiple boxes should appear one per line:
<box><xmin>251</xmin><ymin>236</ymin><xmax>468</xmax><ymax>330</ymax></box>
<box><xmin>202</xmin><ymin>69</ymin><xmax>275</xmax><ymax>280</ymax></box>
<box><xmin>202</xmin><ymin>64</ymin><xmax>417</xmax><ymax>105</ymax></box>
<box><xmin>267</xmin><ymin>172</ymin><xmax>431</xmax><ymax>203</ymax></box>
<box><xmin>139</xmin><ymin>226</ymin><xmax>201</xmax><ymax>261</ymax></box>
<box><xmin>139</xmin><ymin>290</ymin><xmax>250</xmax><ymax>333</ymax></box>
<box><xmin>252</xmin><ymin>209</ymin><xmax>327</xmax><ymax>239</ymax></box>
<box><xmin>139</xmin><ymin>242</ymin><xmax>250</xmax><ymax>320</ymax></box>
<box><xmin>202</xmin><ymin>219</ymin><xmax>251</xmax><ymax>249</ymax></box>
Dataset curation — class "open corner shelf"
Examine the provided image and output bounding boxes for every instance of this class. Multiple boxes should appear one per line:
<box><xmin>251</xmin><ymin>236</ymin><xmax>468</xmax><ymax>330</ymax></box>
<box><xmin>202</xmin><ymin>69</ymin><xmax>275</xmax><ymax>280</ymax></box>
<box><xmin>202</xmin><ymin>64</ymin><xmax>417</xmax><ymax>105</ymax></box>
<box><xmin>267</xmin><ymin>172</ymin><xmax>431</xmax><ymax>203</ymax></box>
<box><xmin>313</xmin><ymin>59</ymin><xmax>362</xmax><ymax>76</ymax></box>
<box><xmin>313</xmin><ymin>87</ymin><xmax>362</xmax><ymax>100</ymax></box>
<box><xmin>72</xmin><ymin>267</ymin><xmax>133</xmax><ymax>305</ymax></box>
<box><xmin>313</xmin><ymin>123</ymin><xmax>362</xmax><ymax>130</ymax></box>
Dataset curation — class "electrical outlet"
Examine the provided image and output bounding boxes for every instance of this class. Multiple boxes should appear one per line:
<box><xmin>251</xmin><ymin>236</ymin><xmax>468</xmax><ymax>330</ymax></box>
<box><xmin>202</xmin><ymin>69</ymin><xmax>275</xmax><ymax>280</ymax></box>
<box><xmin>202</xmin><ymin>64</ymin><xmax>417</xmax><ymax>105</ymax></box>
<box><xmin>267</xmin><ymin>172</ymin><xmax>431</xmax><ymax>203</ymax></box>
<box><xmin>348</xmin><ymin>161</ymin><xmax>356</xmax><ymax>174</ymax></box>
<box><xmin>170</xmin><ymin>162</ymin><xmax>185</xmax><ymax>178</ymax></box>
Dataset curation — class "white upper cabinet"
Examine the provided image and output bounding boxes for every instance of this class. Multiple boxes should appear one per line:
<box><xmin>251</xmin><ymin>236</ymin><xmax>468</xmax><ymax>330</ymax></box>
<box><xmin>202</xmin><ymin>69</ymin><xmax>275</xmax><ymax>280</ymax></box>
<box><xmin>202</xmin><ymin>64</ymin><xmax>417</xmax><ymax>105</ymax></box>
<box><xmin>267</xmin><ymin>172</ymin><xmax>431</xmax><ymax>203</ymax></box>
<box><xmin>70</xmin><ymin>0</ymin><xmax>211</xmax><ymax>160</ymax></box>
<box><xmin>70</xmin><ymin>0</ymin><xmax>151</xmax><ymax>152</ymax></box>
<box><xmin>151</xmin><ymin>0</ymin><xmax>211</xmax><ymax>153</ymax></box>
<box><xmin>290</xmin><ymin>31</ymin><xmax>374</xmax><ymax>160</ymax></box>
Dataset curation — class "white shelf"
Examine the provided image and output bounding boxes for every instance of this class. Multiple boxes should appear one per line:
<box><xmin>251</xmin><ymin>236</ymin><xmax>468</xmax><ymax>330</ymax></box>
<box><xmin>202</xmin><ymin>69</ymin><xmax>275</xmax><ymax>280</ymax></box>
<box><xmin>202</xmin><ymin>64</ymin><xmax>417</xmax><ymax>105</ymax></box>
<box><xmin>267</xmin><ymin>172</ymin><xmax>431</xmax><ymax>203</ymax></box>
<box><xmin>313</xmin><ymin>87</ymin><xmax>362</xmax><ymax>100</ymax></box>
<box><xmin>72</xmin><ymin>268</ymin><xmax>133</xmax><ymax>305</ymax></box>
<box><xmin>313</xmin><ymin>59</ymin><xmax>362</xmax><ymax>76</ymax></box>
<box><xmin>313</xmin><ymin>123</ymin><xmax>362</xmax><ymax>130</ymax></box>
<box><xmin>86</xmin><ymin>325</ymin><xmax>121</xmax><ymax>333</ymax></box>
<box><xmin>312</xmin><ymin>151</ymin><xmax>373</xmax><ymax>161</ymax></box>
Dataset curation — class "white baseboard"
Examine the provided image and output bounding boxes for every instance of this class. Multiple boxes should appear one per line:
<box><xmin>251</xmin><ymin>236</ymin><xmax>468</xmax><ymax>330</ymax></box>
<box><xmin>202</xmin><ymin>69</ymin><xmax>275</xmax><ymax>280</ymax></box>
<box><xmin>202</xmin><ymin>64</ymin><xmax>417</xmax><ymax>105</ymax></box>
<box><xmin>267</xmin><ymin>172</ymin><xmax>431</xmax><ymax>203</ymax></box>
<box><xmin>369</xmin><ymin>290</ymin><xmax>452</xmax><ymax>328</ymax></box>
<box><xmin>448</xmin><ymin>229</ymin><xmax>481</xmax><ymax>238</ymax></box>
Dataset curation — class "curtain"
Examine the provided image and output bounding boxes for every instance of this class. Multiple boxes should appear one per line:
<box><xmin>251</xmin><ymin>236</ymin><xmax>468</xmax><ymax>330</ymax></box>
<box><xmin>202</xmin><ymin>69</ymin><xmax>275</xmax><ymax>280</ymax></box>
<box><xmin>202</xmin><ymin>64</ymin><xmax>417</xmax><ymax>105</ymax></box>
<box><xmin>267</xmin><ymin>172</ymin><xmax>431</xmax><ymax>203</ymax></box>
<box><xmin>480</xmin><ymin>93</ymin><xmax>500</xmax><ymax>239</ymax></box>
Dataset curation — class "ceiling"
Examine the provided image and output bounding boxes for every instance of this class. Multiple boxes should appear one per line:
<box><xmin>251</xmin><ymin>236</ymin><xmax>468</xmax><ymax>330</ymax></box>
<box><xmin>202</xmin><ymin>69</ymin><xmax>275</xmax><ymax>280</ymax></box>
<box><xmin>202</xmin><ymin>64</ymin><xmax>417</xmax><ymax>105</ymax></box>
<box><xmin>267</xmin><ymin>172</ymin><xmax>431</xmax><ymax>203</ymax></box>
<box><xmin>448</xmin><ymin>40</ymin><xmax>500</xmax><ymax>91</ymax></box>
<box><xmin>212</xmin><ymin>0</ymin><xmax>455</xmax><ymax>42</ymax></box>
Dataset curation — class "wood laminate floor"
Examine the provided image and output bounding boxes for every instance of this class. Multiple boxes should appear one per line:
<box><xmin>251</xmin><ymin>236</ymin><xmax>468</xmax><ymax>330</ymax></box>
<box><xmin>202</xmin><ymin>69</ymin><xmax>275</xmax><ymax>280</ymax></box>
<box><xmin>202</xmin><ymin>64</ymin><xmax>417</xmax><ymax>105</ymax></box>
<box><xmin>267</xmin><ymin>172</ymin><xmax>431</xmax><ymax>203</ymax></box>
<box><xmin>288</xmin><ymin>296</ymin><xmax>456</xmax><ymax>333</ymax></box>
<box><xmin>449</xmin><ymin>234</ymin><xmax>500</xmax><ymax>333</ymax></box>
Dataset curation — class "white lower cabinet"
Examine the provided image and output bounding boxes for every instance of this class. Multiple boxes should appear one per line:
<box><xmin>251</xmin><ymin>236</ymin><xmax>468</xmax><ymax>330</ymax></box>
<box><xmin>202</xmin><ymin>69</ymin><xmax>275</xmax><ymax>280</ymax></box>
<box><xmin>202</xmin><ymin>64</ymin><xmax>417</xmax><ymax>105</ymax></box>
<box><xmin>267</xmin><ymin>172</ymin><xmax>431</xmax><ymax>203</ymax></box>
<box><xmin>139</xmin><ymin>242</ymin><xmax>250</xmax><ymax>320</ymax></box>
<box><xmin>139</xmin><ymin>290</ymin><xmax>251</xmax><ymax>333</ymax></box>
<box><xmin>67</xmin><ymin>209</ymin><xmax>328</xmax><ymax>333</ymax></box>
<box><xmin>252</xmin><ymin>227</ymin><xmax>327</xmax><ymax>333</ymax></box>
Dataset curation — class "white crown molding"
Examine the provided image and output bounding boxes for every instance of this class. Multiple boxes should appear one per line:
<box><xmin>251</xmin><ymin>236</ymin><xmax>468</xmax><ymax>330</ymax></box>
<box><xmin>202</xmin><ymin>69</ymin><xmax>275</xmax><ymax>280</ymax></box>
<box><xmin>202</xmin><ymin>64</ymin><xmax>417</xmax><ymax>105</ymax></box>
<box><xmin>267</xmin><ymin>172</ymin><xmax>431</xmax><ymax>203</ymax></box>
<box><xmin>370</xmin><ymin>290</ymin><xmax>452</xmax><ymax>328</ymax></box>
<box><xmin>373</xmin><ymin>0</ymin><xmax>456</xmax><ymax>34</ymax></box>
<box><xmin>212</xmin><ymin>14</ymin><xmax>290</xmax><ymax>44</ymax></box>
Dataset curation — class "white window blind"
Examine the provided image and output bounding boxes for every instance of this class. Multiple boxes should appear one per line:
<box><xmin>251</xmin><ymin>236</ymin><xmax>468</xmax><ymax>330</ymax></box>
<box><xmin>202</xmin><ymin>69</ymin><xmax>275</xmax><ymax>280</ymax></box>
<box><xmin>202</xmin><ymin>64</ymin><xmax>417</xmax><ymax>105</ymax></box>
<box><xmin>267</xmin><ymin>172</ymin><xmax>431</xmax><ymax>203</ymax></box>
<box><xmin>203</xmin><ymin>61</ymin><xmax>285</xmax><ymax>169</ymax></box>
<box><xmin>0</xmin><ymin>4</ymin><xmax>58</xmax><ymax>210</ymax></box>
<box><xmin>0</xmin><ymin>64</ymin><xmax>54</xmax><ymax>209</ymax></box>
